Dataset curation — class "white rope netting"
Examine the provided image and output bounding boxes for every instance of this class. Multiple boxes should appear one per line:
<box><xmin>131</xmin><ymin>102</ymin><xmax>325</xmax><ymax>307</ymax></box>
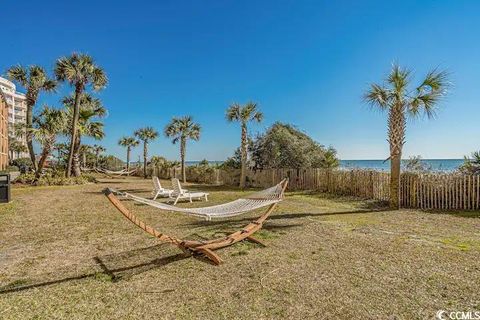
<box><xmin>113</xmin><ymin>181</ymin><xmax>285</xmax><ymax>219</ymax></box>
<box><xmin>96</xmin><ymin>168</ymin><xmax>138</xmax><ymax>175</ymax></box>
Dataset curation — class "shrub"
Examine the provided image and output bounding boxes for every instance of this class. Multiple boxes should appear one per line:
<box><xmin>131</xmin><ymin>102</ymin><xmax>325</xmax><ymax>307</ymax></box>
<box><xmin>404</xmin><ymin>155</ymin><xmax>431</xmax><ymax>173</ymax></box>
<box><xmin>188</xmin><ymin>160</ymin><xmax>216</xmax><ymax>182</ymax></box>
<box><xmin>5</xmin><ymin>166</ymin><xmax>20</xmax><ymax>172</ymax></box>
<box><xmin>251</xmin><ymin>122</ymin><xmax>339</xmax><ymax>169</ymax></box>
<box><xmin>14</xmin><ymin>171</ymin><xmax>97</xmax><ymax>186</ymax></box>
<box><xmin>11</xmin><ymin>158</ymin><xmax>33</xmax><ymax>173</ymax></box>
<box><xmin>459</xmin><ymin>151</ymin><xmax>480</xmax><ymax>175</ymax></box>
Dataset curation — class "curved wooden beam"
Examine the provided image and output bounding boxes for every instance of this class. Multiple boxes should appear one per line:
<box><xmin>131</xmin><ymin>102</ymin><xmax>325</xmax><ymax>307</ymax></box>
<box><xmin>103</xmin><ymin>188</ymin><xmax>203</xmax><ymax>248</ymax></box>
<box><xmin>102</xmin><ymin>178</ymin><xmax>288</xmax><ymax>265</ymax></box>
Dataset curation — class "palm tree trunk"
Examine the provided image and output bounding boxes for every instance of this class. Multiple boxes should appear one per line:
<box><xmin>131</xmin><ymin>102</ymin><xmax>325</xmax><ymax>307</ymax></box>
<box><xmin>126</xmin><ymin>146</ymin><xmax>131</xmax><ymax>175</ymax></box>
<box><xmin>72</xmin><ymin>133</ymin><xmax>82</xmax><ymax>177</ymax></box>
<box><xmin>34</xmin><ymin>141</ymin><xmax>53</xmax><ymax>182</ymax></box>
<box><xmin>143</xmin><ymin>141</ymin><xmax>148</xmax><ymax>179</ymax></box>
<box><xmin>388</xmin><ymin>105</ymin><xmax>406</xmax><ymax>209</ymax></box>
<box><xmin>240</xmin><ymin>124</ymin><xmax>248</xmax><ymax>188</ymax></box>
<box><xmin>82</xmin><ymin>152</ymin><xmax>87</xmax><ymax>168</ymax></box>
<box><xmin>181</xmin><ymin>138</ymin><xmax>186</xmax><ymax>183</ymax></box>
<box><xmin>66</xmin><ymin>85</ymin><xmax>83</xmax><ymax>178</ymax></box>
<box><xmin>35</xmin><ymin>152</ymin><xmax>49</xmax><ymax>181</ymax></box>
<box><xmin>390</xmin><ymin>154</ymin><xmax>401</xmax><ymax>209</ymax></box>
<box><xmin>25</xmin><ymin>101</ymin><xmax>38</xmax><ymax>172</ymax></box>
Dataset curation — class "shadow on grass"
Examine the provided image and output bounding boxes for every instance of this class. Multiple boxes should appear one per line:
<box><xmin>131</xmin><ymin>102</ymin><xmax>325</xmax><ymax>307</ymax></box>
<box><xmin>178</xmin><ymin>208</ymin><xmax>385</xmax><ymax>229</ymax></box>
<box><xmin>0</xmin><ymin>244</ymin><xmax>188</xmax><ymax>295</ymax></box>
<box><xmin>82</xmin><ymin>188</ymin><xmax>153</xmax><ymax>195</ymax></box>
<box><xmin>422</xmin><ymin>209</ymin><xmax>480</xmax><ymax>219</ymax></box>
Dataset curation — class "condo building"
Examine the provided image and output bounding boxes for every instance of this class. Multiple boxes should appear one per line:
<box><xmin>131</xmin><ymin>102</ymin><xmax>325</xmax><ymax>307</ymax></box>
<box><xmin>0</xmin><ymin>91</ymin><xmax>8</xmax><ymax>170</ymax></box>
<box><xmin>0</xmin><ymin>77</ymin><xmax>28</xmax><ymax>159</ymax></box>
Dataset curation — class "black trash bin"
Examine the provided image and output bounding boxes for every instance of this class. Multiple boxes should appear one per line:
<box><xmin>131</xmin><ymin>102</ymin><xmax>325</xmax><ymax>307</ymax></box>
<box><xmin>0</xmin><ymin>174</ymin><xmax>11</xmax><ymax>203</ymax></box>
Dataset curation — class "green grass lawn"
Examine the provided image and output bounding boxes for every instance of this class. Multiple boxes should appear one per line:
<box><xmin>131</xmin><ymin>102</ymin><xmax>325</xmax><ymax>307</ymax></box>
<box><xmin>1</xmin><ymin>177</ymin><xmax>479</xmax><ymax>319</ymax></box>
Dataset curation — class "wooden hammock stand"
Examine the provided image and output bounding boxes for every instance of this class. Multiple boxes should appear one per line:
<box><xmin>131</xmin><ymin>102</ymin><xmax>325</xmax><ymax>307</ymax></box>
<box><xmin>103</xmin><ymin>179</ymin><xmax>288</xmax><ymax>265</ymax></box>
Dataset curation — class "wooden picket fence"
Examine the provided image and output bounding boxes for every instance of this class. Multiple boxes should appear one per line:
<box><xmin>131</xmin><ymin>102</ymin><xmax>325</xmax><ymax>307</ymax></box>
<box><xmin>150</xmin><ymin>166</ymin><xmax>480</xmax><ymax>210</ymax></box>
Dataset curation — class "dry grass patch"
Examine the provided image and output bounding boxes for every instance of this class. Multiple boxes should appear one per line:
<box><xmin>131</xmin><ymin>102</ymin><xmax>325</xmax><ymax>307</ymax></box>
<box><xmin>0</xmin><ymin>177</ymin><xmax>479</xmax><ymax>319</ymax></box>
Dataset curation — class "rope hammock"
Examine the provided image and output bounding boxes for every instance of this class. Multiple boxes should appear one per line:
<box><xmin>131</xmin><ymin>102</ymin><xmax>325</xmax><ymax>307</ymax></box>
<box><xmin>103</xmin><ymin>178</ymin><xmax>289</xmax><ymax>265</ymax></box>
<box><xmin>112</xmin><ymin>181</ymin><xmax>284</xmax><ymax>220</ymax></box>
<box><xmin>95</xmin><ymin>167</ymin><xmax>138</xmax><ymax>176</ymax></box>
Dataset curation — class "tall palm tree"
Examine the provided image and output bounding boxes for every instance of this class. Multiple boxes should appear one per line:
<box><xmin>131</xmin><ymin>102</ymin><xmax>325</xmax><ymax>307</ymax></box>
<box><xmin>226</xmin><ymin>102</ymin><xmax>263</xmax><ymax>188</ymax></box>
<box><xmin>92</xmin><ymin>144</ymin><xmax>106</xmax><ymax>168</ymax></box>
<box><xmin>7</xmin><ymin>65</ymin><xmax>57</xmax><ymax>170</ymax></box>
<box><xmin>79</xmin><ymin>144</ymin><xmax>92</xmax><ymax>168</ymax></box>
<box><xmin>55</xmin><ymin>53</ymin><xmax>107</xmax><ymax>177</ymax></box>
<box><xmin>134</xmin><ymin>127</ymin><xmax>159</xmax><ymax>178</ymax></box>
<box><xmin>8</xmin><ymin>122</ymin><xmax>26</xmax><ymax>157</ymax></box>
<box><xmin>8</xmin><ymin>140</ymin><xmax>27</xmax><ymax>161</ymax></box>
<box><xmin>118</xmin><ymin>136</ymin><xmax>139</xmax><ymax>173</ymax></box>
<box><xmin>54</xmin><ymin>142</ymin><xmax>69</xmax><ymax>165</ymax></box>
<box><xmin>164</xmin><ymin>116</ymin><xmax>201</xmax><ymax>183</ymax></box>
<box><xmin>364</xmin><ymin>64</ymin><xmax>448</xmax><ymax>209</ymax></box>
<box><xmin>62</xmin><ymin>93</ymin><xmax>106</xmax><ymax>176</ymax></box>
<box><xmin>30</xmin><ymin>106</ymin><xmax>67</xmax><ymax>180</ymax></box>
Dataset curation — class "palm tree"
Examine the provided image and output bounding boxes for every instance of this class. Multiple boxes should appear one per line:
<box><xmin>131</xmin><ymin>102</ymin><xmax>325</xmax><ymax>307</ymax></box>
<box><xmin>8</xmin><ymin>123</ymin><xmax>25</xmax><ymax>158</ymax></box>
<box><xmin>460</xmin><ymin>151</ymin><xmax>480</xmax><ymax>175</ymax></box>
<box><xmin>92</xmin><ymin>144</ymin><xmax>106</xmax><ymax>168</ymax></box>
<box><xmin>7</xmin><ymin>65</ymin><xmax>57</xmax><ymax>170</ymax></box>
<box><xmin>364</xmin><ymin>64</ymin><xmax>448</xmax><ymax>209</ymax></box>
<box><xmin>30</xmin><ymin>106</ymin><xmax>67</xmax><ymax>180</ymax></box>
<box><xmin>134</xmin><ymin>127</ymin><xmax>159</xmax><ymax>178</ymax></box>
<box><xmin>62</xmin><ymin>93</ymin><xmax>106</xmax><ymax>176</ymax></box>
<box><xmin>55</xmin><ymin>53</ymin><xmax>107</xmax><ymax>177</ymax></box>
<box><xmin>150</xmin><ymin>155</ymin><xmax>168</xmax><ymax>168</ymax></box>
<box><xmin>226</xmin><ymin>102</ymin><xmax>263</xmax><ymax>188</ymax></box>
<box><xmin>79</xmin><ymin>144</ymin><xmax>92</xmax><ymax>168</ymax></box>
<box><xmin>118</xmin><ymin>136</ymin><xmax>139</xmax><ymax>173</ymax></box>
<box><xmin>164</xmin><ymin>116</ymin><xmax>201</xmax><ymax>183</ymax></box>
<box><xmin>54</xmin><ymin>142</ymin><xmax>69</xmax><ymax>165</ymax></box>
<box><xmin>8</xmin><ymin>139</ymin><xmax>27</xmax><ymax>161</ymax></box>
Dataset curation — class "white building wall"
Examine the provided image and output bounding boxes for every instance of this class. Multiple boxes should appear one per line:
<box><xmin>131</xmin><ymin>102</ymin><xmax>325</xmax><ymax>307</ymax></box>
<box><xmin>0</xmin><ymin>77</ymin><xmax>28</xmax><ymax>159</ymax></box>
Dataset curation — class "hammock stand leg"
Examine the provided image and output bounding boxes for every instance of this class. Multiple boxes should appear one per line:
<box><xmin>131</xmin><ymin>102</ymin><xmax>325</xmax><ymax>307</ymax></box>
<box><xmin>246</xmin><ymin>236</ymin><xmax>266</xmax><ymax>247</ymax></box>
<box><xmin>103</xmin><ymin>179</ymin><xmax>288</xmax><ymax>266</ymax></box>
<box><xmin>195</xmin><ymin>248</ymin><xmax>224</xmax><ymax>265</ymax></box>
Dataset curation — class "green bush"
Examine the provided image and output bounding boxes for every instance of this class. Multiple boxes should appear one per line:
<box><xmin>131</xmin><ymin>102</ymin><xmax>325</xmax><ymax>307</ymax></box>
<box><xmin>5</xmin><ymin>166</ymin><xmax>20</xmax><ymax>172</ymax></box>
<box><xmin>14</xmin><ymin>171</ymin><xmax>97</xmax><ymax>186</ymax></box>
<box><xmin>11</xmin><ymin>158</ymin><xmax>33</xmax><ymax>172</ymax></box>
<box><xmin>251</xmin><ymin>122</ymin><xmax>340</xmax><ymax>169</ymax></box>
<box><xmin>189</xmin><ymin>160</ymin><xmax>216</xmax><ymax>181</ymax></box>
<box><xmin>460</xmin><ymin>151</ymin><xmax>480</xmax><ymax>175</ymax></box>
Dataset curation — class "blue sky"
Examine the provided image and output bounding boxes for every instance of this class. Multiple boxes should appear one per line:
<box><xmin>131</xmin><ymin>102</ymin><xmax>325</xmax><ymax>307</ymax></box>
<box><xmin>2</xmin><ymin>0</ymin><xmax>479</xmax><ymax>161</ymax></box>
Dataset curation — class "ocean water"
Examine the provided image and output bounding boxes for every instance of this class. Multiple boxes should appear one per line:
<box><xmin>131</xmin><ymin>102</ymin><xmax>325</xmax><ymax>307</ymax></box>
<box><xmin>339</xmin><ymin>159</ymin><xmax>464</xmax><ymax>172</ymax></box>
<box><xmin>186</xmin><ymin>159</ymin><xmax>465</xmax><ymax>172</ymax></box>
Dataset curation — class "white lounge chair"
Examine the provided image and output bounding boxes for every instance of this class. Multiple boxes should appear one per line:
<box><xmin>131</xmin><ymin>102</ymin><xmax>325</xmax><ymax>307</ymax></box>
<box><xmin>152</xmin><ymin>176</ymin><xmax>174</xmax><ymax>200</ymax></box>
<box><xmin>169</xmin><ymin>178</ymin><xmax>209</xmax><ymax>205</ymax></box>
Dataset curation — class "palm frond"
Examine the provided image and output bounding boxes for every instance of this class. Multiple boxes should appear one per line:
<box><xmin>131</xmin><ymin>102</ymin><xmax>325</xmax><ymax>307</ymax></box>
<box><xmin>387</xmin><ymin>64</ymin><xmax>411</xmax><ymax>94</ymax></box>
<box><xmin>418</xmin><ymin>69</ymin><xmax>450</xmax><ymax>93</ymax></box>
<box><xmin>118</xmin><ymin>136</ymin><xmax>139</xmax><ymax>147</ymax></box>
<box><xmin>135</xmin><ymin>127</ymin><xmax>159</xmax><ymax>142</ymax></box>
<box><xmin>55</xmin><ymin>53</ymin><xmax>108</xmax><ymax>91</ymax></box>
<box><xmin>226</xmin><ymin>103</ymin><xmax>241</xmax><ymax>122</ymax></box>
<box><xmin>164</xmin><ymin>116</ymin><xmax>201</xmax><ymax>143</ymax></box>
<box><xmin>91</xmin><ymin>67</ymin><xmax>108</xmax><ymax>91</ymax></box>
<box><xmin>42</xmin><ymin>79</ymin><xmax>57</xmax><ymax>92</ymax></box>
<box><xmin>31</xmin><ymin>106</ymin><xmax>67</xmax><ymax>145</ymax></box>
<box><xmin>7</xmin><ymin>65</ymin><xmax>28</xmax><ymax>86</ymax></box>
<box><xmin>364</xmin><ymin>84</ymin><xmax>389</xmax><ymax>110</ymax></box>
<box><xmin>409</xmin><ymin>68</ymin><xmax>449</xmax><ymax>119</ymax></box>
